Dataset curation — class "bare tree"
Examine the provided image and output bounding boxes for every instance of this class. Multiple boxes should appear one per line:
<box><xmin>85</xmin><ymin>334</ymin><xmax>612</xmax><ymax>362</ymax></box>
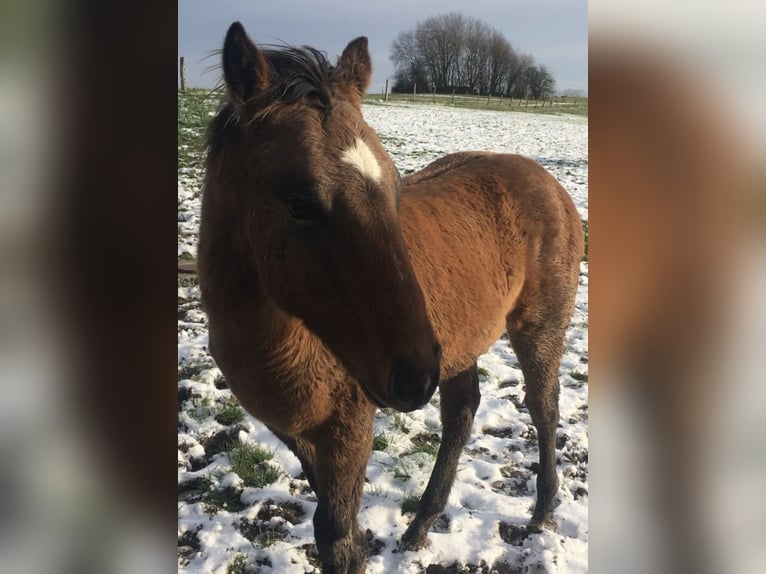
<box><xmin>391</xmin><ymin>29</ymin><xmax>428</xmax><ymax>92</ymax></box>
<box><xmin>456</xmin><ymin>18</ymin><xmax>488</xmax><ymax>93</ymax></box>
<box><xmin>509</xmin><ymin>52</ymin><xmax>535</xmax><ymax>98</ymax></box>
<box><xmin>390</xmin><ymin>12</ymin><xmax>555</xmax><ymax>98</ymax></box>
<box><xmin>527</xmin><ymin>64</ymin><xmax>556</xmax><ymax>100</ymax></box>
<box><xmin>486</xmin><ymin>31</ymin><xmax>514</xmax><ymax>96</ymax></box>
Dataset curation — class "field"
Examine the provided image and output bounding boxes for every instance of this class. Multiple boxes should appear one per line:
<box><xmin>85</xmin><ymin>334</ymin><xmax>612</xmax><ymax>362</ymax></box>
<box><xmin>178</xmin><ymin>89</ymin><xmax>588</xmax><ymax>573</ymax></box>
<box><xmin>363</xmin><ymin>93</ymin><xmax>588</xmax><ymax>118</ymax></box>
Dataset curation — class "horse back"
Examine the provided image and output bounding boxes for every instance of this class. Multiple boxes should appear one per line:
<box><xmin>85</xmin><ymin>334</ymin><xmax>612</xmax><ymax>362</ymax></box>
<box><xmin>400</xmin><ymin>153</ymin><xmax>583</xmax><ymax>376</ymax></box>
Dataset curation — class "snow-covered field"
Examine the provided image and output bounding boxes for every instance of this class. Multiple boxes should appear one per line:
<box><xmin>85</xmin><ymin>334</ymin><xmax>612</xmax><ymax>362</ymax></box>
<box><xmin>178</xmin><ymin>95</ymin><xmax>588</xmax><ymax>574</ymax></box>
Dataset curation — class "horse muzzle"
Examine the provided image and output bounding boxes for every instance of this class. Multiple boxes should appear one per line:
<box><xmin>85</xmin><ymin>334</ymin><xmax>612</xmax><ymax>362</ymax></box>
<box><xmin>387</xmin><ymin>344</ymin><xmax>441</xmax><ymax>412</ymax></box>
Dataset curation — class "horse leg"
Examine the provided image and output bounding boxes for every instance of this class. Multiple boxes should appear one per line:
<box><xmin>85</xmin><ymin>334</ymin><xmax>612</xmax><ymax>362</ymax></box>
<box><xmin>312</xmin><ymin>395</ymin><xmax>375</xmax><ymax>574</ymax></box>
<box><xmin>508</xmin><ymin>322</ymin><xmax>568</xmax><ymax>532</ymax></box>
<box><xmin>400</xmin><ymin>364</ymin><xmax>481</xmax><ymax>550</ymax></box>
<box><xmin>268</xmin><ymin>427</ymin><xmax>319</xmax><ymax>493</ymax></box>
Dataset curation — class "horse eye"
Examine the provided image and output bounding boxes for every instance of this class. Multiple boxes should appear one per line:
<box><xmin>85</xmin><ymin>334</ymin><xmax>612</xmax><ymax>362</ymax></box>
<box><xmin>285</xmin><ymin>195</ymin><xmax>322</xmax><ymax>222</ymax></box>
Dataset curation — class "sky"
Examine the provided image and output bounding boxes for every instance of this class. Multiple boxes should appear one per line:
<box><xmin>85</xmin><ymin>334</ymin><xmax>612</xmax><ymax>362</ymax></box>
<box><xmin>178</xmin><ymin>0</ymin><xmax>587</xmax><ymax>94</ymax></box>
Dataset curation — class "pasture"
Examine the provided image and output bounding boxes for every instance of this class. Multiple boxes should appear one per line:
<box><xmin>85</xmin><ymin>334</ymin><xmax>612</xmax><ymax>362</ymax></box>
<box><xmin>178</xmin><ymin>89</ymin><xmax>588</xmax><ymax>573</ymax></box>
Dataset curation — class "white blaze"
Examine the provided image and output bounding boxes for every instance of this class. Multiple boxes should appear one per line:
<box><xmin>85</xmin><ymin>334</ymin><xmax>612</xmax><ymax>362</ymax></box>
<box><xmin>341</xmin><ymin>138</ymin><xmax>382</xmax><ymax>183</ymax></box>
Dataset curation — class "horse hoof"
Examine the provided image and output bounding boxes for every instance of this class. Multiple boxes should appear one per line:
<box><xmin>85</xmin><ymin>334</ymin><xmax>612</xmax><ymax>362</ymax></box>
<box><xmin>527</xmin><ymin>516</ymin><xmax>557</xmax><ymax>533</ymax></box>
<box><xmin>398</xmin><ymin>532</ymin><xmax>430</xmax><ymax>552</ymax></box>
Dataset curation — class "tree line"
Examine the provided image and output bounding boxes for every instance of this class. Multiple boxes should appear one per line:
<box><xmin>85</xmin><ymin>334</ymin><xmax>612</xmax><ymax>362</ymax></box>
<box><xmin>390</xmin><ymin>13</ymin><xmax>555</xmax><ymax>100</ymax></box>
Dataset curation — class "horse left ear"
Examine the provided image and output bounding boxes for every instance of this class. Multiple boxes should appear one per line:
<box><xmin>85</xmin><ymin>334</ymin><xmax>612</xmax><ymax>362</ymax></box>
<box><xmin>334</xmin><ymin>37</ymin><xmax>371</xmax><ymax>102</ymax></box>
<box><xmin>222</xmin><ymin>22</ymin><xmax>273</xmax><ymax>112</ymax></box>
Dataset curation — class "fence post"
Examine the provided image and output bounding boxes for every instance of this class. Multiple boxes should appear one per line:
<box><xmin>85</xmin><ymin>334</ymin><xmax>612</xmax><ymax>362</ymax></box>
<box><xmin>384</xmin><ymin>79</ymin><xmax>389</xmax><ymax>102</ymax></box>
<box><xmin>179</xmin><ymin>56</ymin><xmax>186</xmax><ymax>92</ymax></box>
<box><xmin>413</xmin><ymin>83</ymin><xmax>416</xmax><ymax>103</ymax></box>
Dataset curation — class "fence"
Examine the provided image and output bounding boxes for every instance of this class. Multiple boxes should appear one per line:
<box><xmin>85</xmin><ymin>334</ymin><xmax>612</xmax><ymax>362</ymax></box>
<box><xmin>372</xmin><ymin>86</ymin><xmax>587</xmax><ymax>110</ymax></box>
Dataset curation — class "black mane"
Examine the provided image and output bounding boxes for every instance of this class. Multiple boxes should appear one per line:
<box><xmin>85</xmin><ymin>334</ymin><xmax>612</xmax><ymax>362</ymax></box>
<box><xmin>207</xmin><ymin>44</ymin><xmax>334</xmax><ymax>158</ymax></box>
<box><xmin>261</xmin><ymin>45</ymin><xmax>334</xmax><ymax>108</ymax></box>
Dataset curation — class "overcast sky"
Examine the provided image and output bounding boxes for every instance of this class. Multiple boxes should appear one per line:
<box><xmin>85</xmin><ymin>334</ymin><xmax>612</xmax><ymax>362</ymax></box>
<box><xmin>178</xmin><ymin>0</ymin><xmax>587</xmax><ymax>94</ymax></box>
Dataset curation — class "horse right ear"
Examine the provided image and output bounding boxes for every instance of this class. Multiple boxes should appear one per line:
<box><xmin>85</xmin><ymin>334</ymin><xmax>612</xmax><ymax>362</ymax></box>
<box><xmin>222</xmin><ymin>22</ymin><xmax>273</xmax><ymax>111</ymax></box>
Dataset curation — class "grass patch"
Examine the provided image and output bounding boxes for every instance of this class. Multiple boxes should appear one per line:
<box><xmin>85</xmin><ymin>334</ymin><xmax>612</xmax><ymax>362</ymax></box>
<box><xmin>391</xmin><ymin>460</ymin><xmax>412</xmax><ymax>480</ymax></box>
<box><xmin>178</xmin><ymin>357</ymin><xmax>217</xmax><ymax>382</ymax></box>
<box><xmin>408</xmin><ymin>432</ymin><xmax>441</xmax><ymax>457</ymax></box>
<box><xmin>228</xmin><ymin>440</ymin><xmax>280</xmax><ymax>488</ymax></box>
<box><xmin>204</xmin><ymin>486</ymin><xmax>247</xmax><ymax>514</ymax></box>
<box><xmin>188</xmin><ymin>397</ymin><xmax>215</xmax><ymax>421</ymax></box>
<box><xmin>392</xmin><ymin>413</ymin><xmax>411</xmax><ymax>433</ymax></box>
<box><xmin>372</xmin><ymin>431</ymin><xmax>390</xmax><ymax>451</ymax></box>
<box><xmin>216</xmin><ymin>398</ymin><xmax>246</xmax><ymax>426</ymax></box>
<box><xmin>570</xmin><ymin>371</ymin><xmax>588</xmax><ymax>383</ymax></box>
<box><xmin>239</xmin><ymin>518</ymin><xmax>290</xmax><ymax>548</ymax></box>
<box><xmin>226</xmin><ymin>553</ymin><xmax>248</xmax><ymax>574</ymax></box>
<box><xmin>178</xmin><ymin>89</ymin><xmax>223</xmax><ymax>170</ymax></box>
<box><xmin>400</xmin><ymin>493</ymin><xmax>421</xmax><ymax>514</ymax></box>
<box><xmin>477</xmin><ymin>366</ymin><xmax>491</xmax><ymax>378</ymax></box>
<box><xmin>364</xmin><ymin>93</ymin><xmax>588</xmax><ymax>117</ymax></box>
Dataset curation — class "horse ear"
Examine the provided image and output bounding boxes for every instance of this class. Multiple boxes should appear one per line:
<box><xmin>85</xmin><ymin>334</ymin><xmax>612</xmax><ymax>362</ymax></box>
<box><xmin>334</xmin><ymin>36</ymin><xmax>371</xmax><ymax>102</ymax></box>
<box><xmin>222</xmin><ymin>22</ymin><xmax>273</xmax><ymax>110</ymax></box>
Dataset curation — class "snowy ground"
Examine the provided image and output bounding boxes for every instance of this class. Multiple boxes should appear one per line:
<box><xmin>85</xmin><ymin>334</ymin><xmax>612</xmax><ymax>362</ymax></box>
<box><xmin>178</xmin><ymin>95</ymin><xmax>588</xmax><ymax>574</ymax></box>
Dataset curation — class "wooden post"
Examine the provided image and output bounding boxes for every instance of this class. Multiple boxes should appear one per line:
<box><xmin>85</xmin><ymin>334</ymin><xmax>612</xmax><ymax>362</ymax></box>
<box><xmin>179</xmin><ymin>56</ymin><xmax>186</xmax><ymax>92</ymax></box>
<box><xmin>413</xmin><ymin>83</ymin><xmax>416</xmax><ymax>103</ymax></box>
<box><xmin>384</xmin><ymin>79</ymin><xmax>389</xmax><ymax>102</ymax></box>
<box><xmin>432</xmin><ymin>87</ymin><xmax>436</xmax><ymax>103</ymax></box>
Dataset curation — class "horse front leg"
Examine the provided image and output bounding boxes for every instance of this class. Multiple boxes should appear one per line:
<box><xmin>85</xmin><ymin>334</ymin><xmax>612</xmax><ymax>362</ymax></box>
<box><xmin>312</xmin><ymin>392</ymin><xmax>375</xmax><ymax>574</ymax></box>
<box><xmin>400</xmin><ymin>365</ymin><xmax>481</xmax><ymax>550</ymax></box>
<box><xmin>268</xmin><ymin>427</ymin><xmax>319</xmax><ymax>494</ymax></box>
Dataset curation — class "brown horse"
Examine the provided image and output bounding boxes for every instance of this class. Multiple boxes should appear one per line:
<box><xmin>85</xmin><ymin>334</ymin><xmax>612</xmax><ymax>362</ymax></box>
<box><xmin>198</xmin><ymin>22</ymin><xmax>583</xmax><ymax>573</ymax></box>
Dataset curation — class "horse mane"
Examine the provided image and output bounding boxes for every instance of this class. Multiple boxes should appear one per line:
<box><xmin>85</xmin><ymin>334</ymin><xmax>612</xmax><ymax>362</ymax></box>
<box><xmin>207</xmin><ymin>44</ymin><xmax>334</xmax><ymax>159</ymax></box>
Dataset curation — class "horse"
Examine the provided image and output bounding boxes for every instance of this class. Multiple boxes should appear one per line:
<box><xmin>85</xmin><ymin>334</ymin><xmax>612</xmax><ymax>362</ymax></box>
<box><xmin>198</xmin><ymin>21</ymin><xmax>584</xmax><ymax>573</ymax></box>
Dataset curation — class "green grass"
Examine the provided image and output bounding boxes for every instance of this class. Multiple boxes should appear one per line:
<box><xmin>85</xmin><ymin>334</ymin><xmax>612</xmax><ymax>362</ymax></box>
<box><xmin>364</xmin><ymin>92</ymin><xmax>588</xmax><ymax>117</ymax></box>
<box><xmin>372</xmin><ymin>431</ymin><xmax>390</xmax><ymax>451</ymax></box>
<box><xmin>215</xmin><ymin>398</ymin><xmax>246</xmax><ymax>426</ymax></box>
<box><xmin>226</xmin><ymin>554</ymin><xmax>248</xmax><ymax>574</ymax></box>
<box><xmin>477</xmin><ymin>366</ymin><xmax>491</xmax><ymax>378</ymax></box>
<box><xmin>188</xmin><ymin>397</ymin><xmax>215</xmax><ymax>421</ymax></box>
<box><xmin>408</xmin><ymin>433</ymin><xmax>441</xmax><ymax>457</ymax></box>
<box><xmin>400</xmin><ymin>493</ymin><xmax>421</xmax><ymax>514</ymax></box>
<box><xmin>393</xmin><ymin>413</ymin><xmax>411</xmax><ymax>434</ymax></box>
<box><xmin>204</xmin><ymin>487</ymin><xmax>247</xmax><ymax>514</ymax></box>
<box><xmin>228</xmin><ymin>440</ymin><xmax>280</xmax><ymax>488</ymax></box>
<box><xmin>178</xmin><ymin>89</ymin><xmax>223</xmax><ymax>171</ymax></box>
<box><xmin>570</xmin><ymin>371</ymin><xmax>589</xmax><ymax>383</ymax></box>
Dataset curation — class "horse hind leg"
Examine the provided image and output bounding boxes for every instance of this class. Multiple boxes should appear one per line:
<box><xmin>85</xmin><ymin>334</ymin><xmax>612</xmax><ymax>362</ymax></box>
<box><xmin>508</xmin><ymin>315</ymin><xmax>570</xmax><ymax>532</ymax></box>
<box><xmin>400</xmin><ymin>364</ymin><xmax>481</xmax><ymax>550</ymax></box>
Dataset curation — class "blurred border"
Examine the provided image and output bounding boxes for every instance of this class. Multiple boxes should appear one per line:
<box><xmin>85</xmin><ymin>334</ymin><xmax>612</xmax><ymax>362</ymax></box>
<box><xmin>1</xmin><ymin>1</ymin><xmax>179</xmax><ymax>572</ymax></box>
<box><xmin>2</xmin><ymin>1</ymin><xmax>764</xmax><ymax>573</ymax></box>
<box><xmin>589</xmin><ymin>2</ymin><xmax>765</xmax><ymax>573</ymax></box>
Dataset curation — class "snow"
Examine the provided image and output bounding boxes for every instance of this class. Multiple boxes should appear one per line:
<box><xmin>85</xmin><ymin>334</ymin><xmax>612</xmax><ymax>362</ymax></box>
<box><xmin>178</xmin><ymin>100</ymin><xmax>588</xmax><ymax>573</ymax></box>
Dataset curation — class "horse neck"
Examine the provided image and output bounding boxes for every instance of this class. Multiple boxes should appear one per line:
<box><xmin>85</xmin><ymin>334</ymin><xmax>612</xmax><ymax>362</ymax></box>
<box><xmin>216</xmin><ymin>252</ymin><xmax>333</xmax><ymax>380</ymax></box>
<box><xmin>201</xmin><ymin>178</ymin><xmax>334</xmax><ymax>380</ymax></box>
